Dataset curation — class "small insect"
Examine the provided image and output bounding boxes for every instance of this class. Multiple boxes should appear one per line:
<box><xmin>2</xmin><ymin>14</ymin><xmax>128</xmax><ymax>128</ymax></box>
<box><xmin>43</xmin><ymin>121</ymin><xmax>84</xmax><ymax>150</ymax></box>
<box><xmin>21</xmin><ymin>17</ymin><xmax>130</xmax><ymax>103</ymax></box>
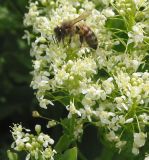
<box><xmin>54</xmin><ymin>12</ymin><xmax>98</xmax><ymax>49</ymax></box>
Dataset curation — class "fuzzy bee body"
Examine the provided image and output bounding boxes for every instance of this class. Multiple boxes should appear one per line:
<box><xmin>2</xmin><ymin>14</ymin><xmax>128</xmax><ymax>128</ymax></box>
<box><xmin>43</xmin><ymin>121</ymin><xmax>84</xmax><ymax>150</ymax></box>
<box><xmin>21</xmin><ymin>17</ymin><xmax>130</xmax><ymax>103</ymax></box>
<box><xmin>76</xmin><ymin>24</ymin><xmax>98</xmax><ymax>49</ymax></box>
<box><xmin>54</xmin><ymin>12</ymin><xmax>98</xmax><ymax>50</ymax></box>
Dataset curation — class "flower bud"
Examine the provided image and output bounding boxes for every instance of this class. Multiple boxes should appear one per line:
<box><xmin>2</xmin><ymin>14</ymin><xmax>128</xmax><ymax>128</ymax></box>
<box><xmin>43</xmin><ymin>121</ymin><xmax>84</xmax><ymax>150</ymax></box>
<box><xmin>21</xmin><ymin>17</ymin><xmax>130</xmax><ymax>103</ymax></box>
<box><xmin>35</xmin><ymin>125</ymin><xmax>41</xmax><ymax>134</ymax></box>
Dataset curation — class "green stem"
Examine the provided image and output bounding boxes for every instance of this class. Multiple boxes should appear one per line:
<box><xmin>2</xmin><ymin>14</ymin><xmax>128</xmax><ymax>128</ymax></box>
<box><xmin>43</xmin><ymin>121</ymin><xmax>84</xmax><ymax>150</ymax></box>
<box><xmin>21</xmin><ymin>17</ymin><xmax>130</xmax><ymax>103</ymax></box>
<box><xmin>135</xmin><ymin>114</ymin><xmax>141</xmax><ymax>132</ymax></box>
<box><xmin>125</xmin><ymin>100</ymin><xmax>137</xmax><ymax>119</ymax></box>
<box><xmin>99</xmin><ymin>147</ymin><xmax>115</xmax><ymax>160</ymax></box>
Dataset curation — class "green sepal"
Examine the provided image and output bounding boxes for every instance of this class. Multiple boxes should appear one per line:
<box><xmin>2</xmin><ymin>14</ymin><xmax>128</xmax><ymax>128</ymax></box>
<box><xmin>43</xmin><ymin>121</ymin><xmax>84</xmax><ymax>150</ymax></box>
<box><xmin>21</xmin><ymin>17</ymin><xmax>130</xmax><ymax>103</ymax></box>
<box><xmin>60</xmin><ymin>147</ymin><xmax>77</xmax><ymax>160</ymax></box>
<box><xmin>55</xmin><ymin>134</ymin><xmax>72</xmax><ymax>153</ymax></box>
<box><xmin>7</xmin><ymin>150</ymin><xmax>18</xmax><ymax>160</ymax></box>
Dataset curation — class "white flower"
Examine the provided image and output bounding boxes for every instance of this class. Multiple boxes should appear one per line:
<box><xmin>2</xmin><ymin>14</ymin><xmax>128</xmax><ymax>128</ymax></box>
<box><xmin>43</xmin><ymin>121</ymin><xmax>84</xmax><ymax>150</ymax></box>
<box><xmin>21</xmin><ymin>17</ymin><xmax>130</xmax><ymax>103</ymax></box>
<box><xmin>82</xmin><ymin>0</ymin><xmax>95</xmax><ymax>10</ymax></box>
<box><xmin>128</xmin><ymin>23</ymin><xmax>145</xmax><ymax>44</ymax></box>
<box><xmin>47</xmin><ymin>120</ymin><xmax>57</xmax><ymax>128</ymax></box>
<box><xmin>139</xmin><ymin>113</ymin><xmax>149</xmax><ymax>123</ymax></box>
<box><xmin>101</xmin><ymin>0</ymin><xmax>114</xmax><ymax>6</ymax></box>
<box><xmin>102</xmin><ymin>8</ymin><xmax>115</xmax><ymax>17</ymax></box>
<box><xmin>66</xmin><ymin>100</ymin><xmax>81</xmax><ymax>118</ymax></box>
<box><xmin>106</xmin><ymin>131</ymin><xmax>119</xmax><ymax>142</ymax></box>
<box><xmin>133</xmin><ymin>132</ymin><xmax>147</xmax><ymax>148</ymax></box>
<box><xmin>37</xmin><ymin>134</ymin><xmax>44</xmax><ymax>143</ymax></box>
<box><xmin>24</xmin><ymin>2</ymin><xmax>39</xmax><ymax>26</ymax></box>
<box><xmin>37</xmin><ymin>133</ymin><xmax>54</xmax><ymax>147</ymax></box>
<box><xmin>35</xmin><ymin>125</ymin><xmax>41</xmax><ymax>134</ymax></box>
<box><xmin>99</xmin><ymin>111</ymin><xmax>113</xmax><ymax>124</ymax></box>
<box><xmin>145</xmin><ymin>154</ymin><xmax>149</xmax><ymax>160</ymax></box>
<box><xmin>125</xmin><ymin>118</ymin><xmax>134</xmax><ymax>124</ymax></box>
<box><xmin>33</xmin><ymin>60</ymin><xmax>41</xmax><ymax>70</ymax></box>
<box><xmin>130</xmin><ymin>86</ymin><xmax>142</xmax><ymax>98</ymax></box>
<box><xmin>39</xmin><ymin>97</ymin><xmax>54</xmax><ymax>109</ymax></box>
<box><xmin>82</xmin><ymin>96</ymin><xmax>96</xmax><ymax>108</ymax></box>
<box><xmin>74</xmin><ymin>120</ymin><xmax>83</xmax><ymax>139</ymax></box>
<box><xmin>132</xmin><ymin>132</ymin><xmax>147</xmax><ymax>155</ymax></box>
<box><xmin>11</xmin><ymin>124</ymin><xmax>56</xmax><ymax>160</ymax></box>
<box><xmin>42</xmin><ymin>147</ymin><xmax>56</xmax><ymax>159</ymax></box>
<box><xmin>115</xmin><ymin>96</ymin><xmax>129</xmax><ymax>111</ymax></box>
<box><xmin>26</xmin><ymin>143</ymin><xmax>32</xmax><ymax>150</ymax></box>
<box><xmin>115</xmin><ymin>140</ymin><xmax>127</xmax><ymax>152</ymax></box>
<box><xmin>102</xmin><ymin>77</ymin><xmax>114</xmax><ymax>94</ymax></box>
<box><xmin>43</xmin><ymin>135</ymin><xmax>54</xmax><ymax>147</ymax></box>
<box><xmin>131</xmin><ymin>60</ymin><xmax>140</xmax><ymax>71</ymax></box>
<box><xmin>26</xmin><ymin>153</ymin><xmax>31</xmax><ymax>160</ymax></box>
<box><xmin>23</xmin><ymin>30</ymin><xmax>31</xmax><ymax>45</ymax></box>
<box><xmin>55</xmin><ymin>69</ymin><xmax>69</xmax><ymax>85</ymax></box>
<box><xmin>132</xmin><ymin>146</ymin><xmax>139</xmax><ymax>155</ymax></box>
<box><xmin>134</xmin><ymin>0</ymin><xmax>148</xmax><ymax>8</ymax></box>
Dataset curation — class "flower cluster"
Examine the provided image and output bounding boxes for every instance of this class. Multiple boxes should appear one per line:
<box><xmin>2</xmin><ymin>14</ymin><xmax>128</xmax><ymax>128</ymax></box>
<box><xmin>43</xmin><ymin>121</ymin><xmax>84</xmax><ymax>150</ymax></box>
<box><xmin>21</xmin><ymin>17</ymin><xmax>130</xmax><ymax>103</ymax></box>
<box><xmin>132</xmin><ymin>132</ymin><xmax>147</xmax><ymax>155</ymax></box>
<box><xmin>11</xmin><ymin>124</ymin><xmax>56</xmax><ymax>160</ymax></box>
<box><xmin>16</xmin><ymin>0</ymin><xmax>149</xmax><ymax>158</ymax></box>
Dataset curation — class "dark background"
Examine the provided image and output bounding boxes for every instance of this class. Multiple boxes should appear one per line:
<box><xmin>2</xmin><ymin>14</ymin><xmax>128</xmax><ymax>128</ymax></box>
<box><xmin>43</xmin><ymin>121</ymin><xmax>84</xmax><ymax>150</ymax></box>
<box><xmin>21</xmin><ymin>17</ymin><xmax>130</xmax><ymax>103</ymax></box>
<box><xmin>0</xmin><ymin>0</ymin><xmax>37</xmax><ymax>158</ymax></box>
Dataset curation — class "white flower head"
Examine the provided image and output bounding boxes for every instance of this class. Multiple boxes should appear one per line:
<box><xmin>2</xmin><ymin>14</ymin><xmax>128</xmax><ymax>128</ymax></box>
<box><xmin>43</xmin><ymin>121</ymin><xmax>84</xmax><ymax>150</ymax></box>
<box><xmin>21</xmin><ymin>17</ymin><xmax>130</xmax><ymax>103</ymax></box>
<box><xmin>106</xmin><ymin>131</ymin><xmax>119</xmax><ymax>142</ymax></box>
<box><xmin>102</xmin><ymin>8</ymin><xmax>115</xmax><ymax>17</ymax></box>
<box><xmin>145</xmin><ymin>153</ymin><xmax>149</xmax><ymax>160</ymax></box>
<box><xmin>66</xmin><ymin>100</ymin><xmax>81</xmax><ymax>118</ymax></box>
<box><xmin>133</xmin><ymin>132</ymin><xmax>147</xmax><ymax>148</ymax></box>
<box><xmin>132</xmin><ymin>132</ymin><xmax>147</xmax><ymax>155</ymax></box>
<box><xmin>128</xmin><ymin>23</ymin><xmax>145</xmax><ymax>45</ymax></box>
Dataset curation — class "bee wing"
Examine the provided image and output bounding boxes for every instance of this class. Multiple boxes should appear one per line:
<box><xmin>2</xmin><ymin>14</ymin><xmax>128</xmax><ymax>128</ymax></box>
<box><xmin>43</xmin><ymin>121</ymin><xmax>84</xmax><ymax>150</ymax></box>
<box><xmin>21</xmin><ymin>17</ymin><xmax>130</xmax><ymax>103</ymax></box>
<box><xmin>70</xmin><ymin>11</ymin><xmax>91</xmax><ymax>26</ymax></box>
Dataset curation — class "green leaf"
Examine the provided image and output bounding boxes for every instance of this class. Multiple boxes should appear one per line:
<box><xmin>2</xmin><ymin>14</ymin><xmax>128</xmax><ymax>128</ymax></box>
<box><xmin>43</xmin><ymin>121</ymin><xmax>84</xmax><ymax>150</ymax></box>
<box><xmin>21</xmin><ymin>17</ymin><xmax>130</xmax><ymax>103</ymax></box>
<box><xmin>61</xmin><ymin>147</ymin><xmax>77</xmax><ymax>160</ymax></box>
<box><xmin>7</xmin><ymin>150</ymin><xmax>18</xmax><ymax>160</ymax></box>
<box><xmin>55</xmin><ymin>135</ymin><xmax>72</xmax><ymax>153</ymax></box>
<box><xmin>106</xmin><ymin>16</ymin><xmax>126</xmax><ymax>31</ymax></box>
<box><xmin>61</xmin><ymin>118</ymin><xmax>75</xmax><ymax>136</ymax></box>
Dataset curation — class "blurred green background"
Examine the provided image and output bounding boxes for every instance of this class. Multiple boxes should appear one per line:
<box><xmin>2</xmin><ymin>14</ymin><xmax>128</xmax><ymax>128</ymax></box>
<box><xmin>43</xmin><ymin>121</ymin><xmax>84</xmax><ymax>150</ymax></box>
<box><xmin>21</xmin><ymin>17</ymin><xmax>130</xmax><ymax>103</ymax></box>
<box><xmin>0</xmin><ymin>0</ymin><xmax>37</xmax><ymax>158</ymax></box>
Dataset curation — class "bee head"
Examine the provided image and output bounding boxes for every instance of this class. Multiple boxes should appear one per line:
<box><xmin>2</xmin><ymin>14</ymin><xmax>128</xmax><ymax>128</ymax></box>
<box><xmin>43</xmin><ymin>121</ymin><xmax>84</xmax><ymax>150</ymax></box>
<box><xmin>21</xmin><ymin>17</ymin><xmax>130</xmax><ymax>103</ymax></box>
<box><xmin>54</xmin><ymin>26</ymin><xmax>63</xmax><ymax>42</ymax></box>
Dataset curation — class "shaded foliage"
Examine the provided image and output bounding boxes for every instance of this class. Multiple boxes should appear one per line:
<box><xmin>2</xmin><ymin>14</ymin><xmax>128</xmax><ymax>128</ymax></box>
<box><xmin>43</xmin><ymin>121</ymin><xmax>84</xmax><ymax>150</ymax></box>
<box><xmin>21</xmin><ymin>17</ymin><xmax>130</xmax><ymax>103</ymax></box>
<box><xmin>0</xmin><ymin>0</ymin><xmax>36</xmax><ymax>159</ymax></box>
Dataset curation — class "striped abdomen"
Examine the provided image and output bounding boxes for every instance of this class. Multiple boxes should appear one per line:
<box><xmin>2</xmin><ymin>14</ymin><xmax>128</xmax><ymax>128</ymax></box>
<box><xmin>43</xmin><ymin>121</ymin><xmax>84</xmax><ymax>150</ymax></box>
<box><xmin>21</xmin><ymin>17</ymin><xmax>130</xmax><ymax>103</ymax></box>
<box><xmin>77</xmin><ymin>25</ymin><xmax>98</xmax><ymax>49</ymax></box>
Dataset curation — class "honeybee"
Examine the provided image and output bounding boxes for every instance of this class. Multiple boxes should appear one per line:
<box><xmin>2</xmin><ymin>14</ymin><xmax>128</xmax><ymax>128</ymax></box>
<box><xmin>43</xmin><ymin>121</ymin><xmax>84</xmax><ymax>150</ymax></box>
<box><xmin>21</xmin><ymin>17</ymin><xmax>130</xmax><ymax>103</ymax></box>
<box><xmin>54</xmin><ymin>12</ymin><xmax>98</xmax><ymax>49</ymax></box>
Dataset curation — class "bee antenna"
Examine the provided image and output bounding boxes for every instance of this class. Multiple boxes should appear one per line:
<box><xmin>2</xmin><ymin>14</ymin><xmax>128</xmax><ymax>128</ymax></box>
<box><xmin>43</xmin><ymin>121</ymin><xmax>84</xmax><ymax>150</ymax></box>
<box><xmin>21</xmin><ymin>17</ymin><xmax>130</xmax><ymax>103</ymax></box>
<box><xmin>81</xmin><ymin>10</ymin><xmax>92</xmax><ymax>17</ymax></box>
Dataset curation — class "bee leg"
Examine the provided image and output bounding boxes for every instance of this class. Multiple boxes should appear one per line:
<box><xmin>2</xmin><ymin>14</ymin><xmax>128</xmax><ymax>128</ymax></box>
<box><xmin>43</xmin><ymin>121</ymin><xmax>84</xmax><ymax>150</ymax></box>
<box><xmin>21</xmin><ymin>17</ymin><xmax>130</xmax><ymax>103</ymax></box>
<box><xmin>52</xmin><ymin>35</ymin><xmax>55</xmax><ymax>43</ymax></box>
<box><xmin>62</xmin><ymin>38</ymin><xmax>66</xmax><ymax>47</ymax></box>
<box><xmin>56</xmin><ymin>40</ymin><xmax>59</xmax><ymax>47</ymax></box>
<box><xmin>52</xmin><ymin>35</ymin><xmax>58</xmax><ymax>45</ymax></box>
<box><xmin>79</xmin><ymin>35</ymin><xmax>84</xmax><ymax>48</ymax></box>
<box><xmin>69</xmin><ymin>36</ymin><xmax>72</xmax><ymax>44</ymax></box>
<box><xmin>55</xmin><ymin>37</ymin><xmax>59</xmax><ymax>46</ymax></box>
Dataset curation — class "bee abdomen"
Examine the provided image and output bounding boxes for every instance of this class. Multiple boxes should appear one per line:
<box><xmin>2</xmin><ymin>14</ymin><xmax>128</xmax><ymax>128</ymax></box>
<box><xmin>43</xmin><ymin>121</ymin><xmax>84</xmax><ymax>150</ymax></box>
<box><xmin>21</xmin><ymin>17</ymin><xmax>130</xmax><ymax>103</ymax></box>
<box><xmin>85</xmin><ymin>30</ymin><xmax>98</xmax><ymax>49</ymax></box>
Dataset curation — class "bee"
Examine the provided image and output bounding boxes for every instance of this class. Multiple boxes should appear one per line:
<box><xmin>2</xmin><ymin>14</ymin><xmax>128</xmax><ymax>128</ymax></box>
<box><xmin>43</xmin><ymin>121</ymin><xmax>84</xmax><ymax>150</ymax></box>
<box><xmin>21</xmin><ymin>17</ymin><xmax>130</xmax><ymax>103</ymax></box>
<box><xmin>54</xmin><ymin>12</ymin><xmax>98</xmax><ymax>49</ymax></box>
